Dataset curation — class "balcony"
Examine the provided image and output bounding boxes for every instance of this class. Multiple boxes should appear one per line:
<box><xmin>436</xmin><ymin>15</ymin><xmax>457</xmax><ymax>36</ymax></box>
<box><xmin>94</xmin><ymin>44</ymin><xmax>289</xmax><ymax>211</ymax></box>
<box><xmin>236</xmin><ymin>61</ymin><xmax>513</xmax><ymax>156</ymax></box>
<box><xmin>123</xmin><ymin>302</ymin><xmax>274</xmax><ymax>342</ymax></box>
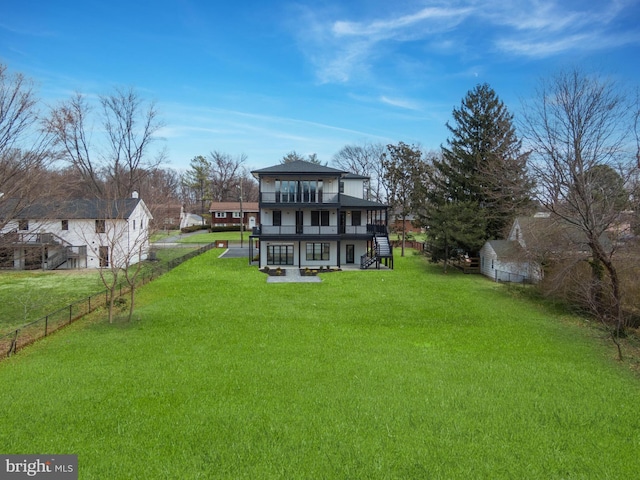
<box><xmin>260</xmin><ymin>191</ymin><xmax>339</xmax><ymax>204</ymax></box>
<box><xmin>255</xmin><ymin>224</ymin><xmax>380</xmax><ymax>236</ymax></box>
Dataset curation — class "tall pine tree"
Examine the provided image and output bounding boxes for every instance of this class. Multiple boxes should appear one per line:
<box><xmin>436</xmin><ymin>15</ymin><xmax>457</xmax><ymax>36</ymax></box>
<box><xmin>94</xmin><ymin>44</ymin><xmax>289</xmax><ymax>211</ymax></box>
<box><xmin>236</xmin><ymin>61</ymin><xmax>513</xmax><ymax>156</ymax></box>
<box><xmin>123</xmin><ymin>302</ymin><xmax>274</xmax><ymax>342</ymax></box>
<box><xmin>426</xmin><ymin>83</ymin><xmax>533</xmax><ymax>258</ymax></box>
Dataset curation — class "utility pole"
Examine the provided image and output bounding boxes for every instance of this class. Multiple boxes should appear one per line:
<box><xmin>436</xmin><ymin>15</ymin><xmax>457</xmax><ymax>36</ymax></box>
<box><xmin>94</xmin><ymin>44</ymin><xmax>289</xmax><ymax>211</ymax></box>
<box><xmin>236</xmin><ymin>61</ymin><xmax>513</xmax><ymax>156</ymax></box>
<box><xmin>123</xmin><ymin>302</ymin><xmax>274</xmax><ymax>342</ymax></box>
<box><xmin>239</xmin><ymin>179</ymin><xmax>244</xmax><ymax>248</ymax></box>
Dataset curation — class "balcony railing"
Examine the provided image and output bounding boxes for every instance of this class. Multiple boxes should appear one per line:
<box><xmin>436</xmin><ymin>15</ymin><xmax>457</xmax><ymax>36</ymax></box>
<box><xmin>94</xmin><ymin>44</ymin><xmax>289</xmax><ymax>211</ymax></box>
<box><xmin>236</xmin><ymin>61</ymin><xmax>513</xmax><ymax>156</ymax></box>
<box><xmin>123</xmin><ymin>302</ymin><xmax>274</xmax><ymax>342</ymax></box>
<box><xmin>260</xmin><ymin>191</ymin><xmax>339</xmax><ymax>204</ymax></box>
<box><xmin>256</xmin><ymin>224</ymin><xmax>378</xmax><ymax>236</ymax></box>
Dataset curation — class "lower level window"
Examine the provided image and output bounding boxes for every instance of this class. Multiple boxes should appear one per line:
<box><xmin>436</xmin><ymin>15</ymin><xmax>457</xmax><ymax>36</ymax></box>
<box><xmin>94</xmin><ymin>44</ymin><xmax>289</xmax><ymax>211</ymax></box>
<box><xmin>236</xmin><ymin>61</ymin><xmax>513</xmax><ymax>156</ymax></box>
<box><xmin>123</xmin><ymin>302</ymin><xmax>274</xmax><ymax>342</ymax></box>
<box><xmin>267</xmin><ymin>245</ymin><xmax>293</xmax><ymax>265</ymax></box>
<box><xmin>306</xmin><ymin>242</ymin><xmax>330</xmax><ymax>261</ymax></box>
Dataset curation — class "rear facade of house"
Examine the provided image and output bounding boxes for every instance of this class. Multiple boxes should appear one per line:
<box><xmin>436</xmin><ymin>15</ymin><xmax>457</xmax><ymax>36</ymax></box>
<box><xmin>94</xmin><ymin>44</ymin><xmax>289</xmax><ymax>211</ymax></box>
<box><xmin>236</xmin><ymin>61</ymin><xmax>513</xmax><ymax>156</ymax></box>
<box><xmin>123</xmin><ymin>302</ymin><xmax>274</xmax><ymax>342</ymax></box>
<box><xmin>250</xmin><ymin>161</ymin><xmax>393</xmax><ymax>269</ymax></box>
<box><xmin>0</xmin><ymin>197</ymin><xmax>152</xmax><ymax>270</ymax></box>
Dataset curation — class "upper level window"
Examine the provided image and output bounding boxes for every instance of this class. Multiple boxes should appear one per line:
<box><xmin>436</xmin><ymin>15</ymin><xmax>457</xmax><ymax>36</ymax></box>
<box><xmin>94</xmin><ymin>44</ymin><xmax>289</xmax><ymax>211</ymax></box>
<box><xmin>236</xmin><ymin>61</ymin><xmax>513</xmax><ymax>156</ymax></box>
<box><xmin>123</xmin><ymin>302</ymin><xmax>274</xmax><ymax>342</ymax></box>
<box><xmin>61</xmin><ymin>220</ymin><xmax>69</xmax><ymax>231</ymax></box>
<box><xmin>311</xmin><ymin>211</ymin><xmax>329</xmax><ymax>226</ymax></box>
<box><xmin>132</xmin><ymin>219</ymin><xmax>136</xmax><ymax>230</ymax></box>
<box><xmin>215</xmin><ymin>212</ymin><xmax>227</xmax><ymax>218</ymax></box>
<box><xmin>232</xmin><ymin>212</ymin><xmax>241</xmax><ymax>218</ymax></box>
<box><xmin>95</xmin><ymin>220</ymin><xmax>106</xmax><ymax>233</ymax></box>
<box><xmin>273</xmin><ymin>210</ymin><xmax>282</xmax><ymax>226</ymax></box>
<box><xmin>339</xmin><ymin>181</ymin><xmax>344</xmax><ymax>193</ymax></box>
<box><xmin>18</xmin><ymin>220</ymin><xmax>28</xmax><ymax>231</ymax></box>
<box><xmin>274</xmin><ymin>180</ymin><xmax>322</xmax><ymax>203</ymax></box>
<box><xmin>351</xmin><ymin>211</ymin><xmax>361</xmax><ymax>226</ymax></box>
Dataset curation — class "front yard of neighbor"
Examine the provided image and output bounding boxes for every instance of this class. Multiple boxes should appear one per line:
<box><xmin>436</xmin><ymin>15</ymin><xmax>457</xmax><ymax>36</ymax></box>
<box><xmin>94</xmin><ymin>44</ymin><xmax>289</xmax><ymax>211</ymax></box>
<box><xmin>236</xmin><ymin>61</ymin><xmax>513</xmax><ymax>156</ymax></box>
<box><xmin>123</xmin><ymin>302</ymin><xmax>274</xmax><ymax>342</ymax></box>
<box><xmin>0</xmin><ymin>250</ymin><xmax>639</xmax><ymax>478</ymax></box>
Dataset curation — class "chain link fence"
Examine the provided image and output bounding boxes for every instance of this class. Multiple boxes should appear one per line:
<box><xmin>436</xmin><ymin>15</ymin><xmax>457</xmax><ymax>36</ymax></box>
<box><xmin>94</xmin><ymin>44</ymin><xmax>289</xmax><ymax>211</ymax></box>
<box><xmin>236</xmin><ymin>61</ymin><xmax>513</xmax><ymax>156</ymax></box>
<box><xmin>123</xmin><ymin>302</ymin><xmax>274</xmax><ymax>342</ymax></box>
<box><xmin>494</xmin><ymin>269</ymin><xmax>532</xmax><ymax>284</ymax></box>
<box><xmin>0</xmin><ymin>243</ymin><xmax>217</xmax><ymax>358</ymax></box>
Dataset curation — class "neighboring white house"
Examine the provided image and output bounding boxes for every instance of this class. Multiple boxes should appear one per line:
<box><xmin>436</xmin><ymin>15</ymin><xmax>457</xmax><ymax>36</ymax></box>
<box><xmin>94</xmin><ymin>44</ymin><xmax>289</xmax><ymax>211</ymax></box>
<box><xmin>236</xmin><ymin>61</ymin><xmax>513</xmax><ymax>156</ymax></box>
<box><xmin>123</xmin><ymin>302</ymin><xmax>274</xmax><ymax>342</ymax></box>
<box><xmin>0</xmin><ymin>195</ymin><xmax>152</xmax><ymax>270</ymax></box>
<box><xmin>479</xmin><ymin>214</ymin><xmax>552</xmax><ymax>283</ymax></box>
<box><xmin>250</xmin><ymin>160</ymin><xmax>392</xmax><ymax>269</ymax></box>
<box><xmin>180</xmin><ymin>208</ymin><xmax>204</xmax><ymax>229</ymax></box>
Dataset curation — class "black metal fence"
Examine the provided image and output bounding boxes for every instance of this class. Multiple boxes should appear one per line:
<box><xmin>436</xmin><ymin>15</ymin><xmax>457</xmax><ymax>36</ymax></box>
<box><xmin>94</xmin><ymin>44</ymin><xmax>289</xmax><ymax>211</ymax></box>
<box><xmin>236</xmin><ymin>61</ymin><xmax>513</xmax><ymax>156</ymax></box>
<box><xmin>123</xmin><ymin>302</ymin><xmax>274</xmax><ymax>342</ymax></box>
<box><xmin>0</xmin><ymin>243</ymin><xmax>217</xmax><ymax>358</ymax></box>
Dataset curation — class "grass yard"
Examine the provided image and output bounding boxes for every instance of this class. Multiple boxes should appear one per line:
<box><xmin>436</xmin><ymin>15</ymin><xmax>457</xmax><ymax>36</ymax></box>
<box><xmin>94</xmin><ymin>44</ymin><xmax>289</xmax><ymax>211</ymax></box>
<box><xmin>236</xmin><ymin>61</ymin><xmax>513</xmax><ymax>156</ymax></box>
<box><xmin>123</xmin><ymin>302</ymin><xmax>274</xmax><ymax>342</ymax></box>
<box><xmin>0</xmin><ymin>270</ymin><xmax>105</xmax><ymax>331</ymax></box>
<box><xmin>0</xmin><ymin>251</ymin><xmax>639</xmax><ymax>478</ymax></box>
<box><xmin>0</xmin><ymin>248</ymin><xmax>197</xmax><ymax>332</ymax></box>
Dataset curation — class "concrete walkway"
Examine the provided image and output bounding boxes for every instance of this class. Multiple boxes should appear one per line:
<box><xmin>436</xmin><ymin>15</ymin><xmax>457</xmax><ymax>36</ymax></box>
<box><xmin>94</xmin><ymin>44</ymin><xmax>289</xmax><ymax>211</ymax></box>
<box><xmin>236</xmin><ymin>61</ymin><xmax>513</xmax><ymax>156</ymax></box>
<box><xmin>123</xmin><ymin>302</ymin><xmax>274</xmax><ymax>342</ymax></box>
<box><xmin>266</xmin><ymin>268</ymin><xmax>322</xmax><ymax>283</ymax></box>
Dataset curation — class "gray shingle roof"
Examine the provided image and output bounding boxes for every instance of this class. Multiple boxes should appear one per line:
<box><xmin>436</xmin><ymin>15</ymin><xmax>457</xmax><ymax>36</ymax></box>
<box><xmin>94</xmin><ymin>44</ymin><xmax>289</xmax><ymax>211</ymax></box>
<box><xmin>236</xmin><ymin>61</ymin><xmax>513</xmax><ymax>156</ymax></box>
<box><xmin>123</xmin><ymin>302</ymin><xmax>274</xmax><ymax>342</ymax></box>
<box><xmin>487</xmin><ymin>239</ymin><xmax>525</xmax><ymax>260</ymax></box>
<box><xmin>339</xmin><ymin>194</ymin><xmax>387</xmax><ymax>209</ymax></box>
<box><xmin>2</xmin><ymin>198</ymin><xmax>143</xmax><ymax>220</ymax></box>
<box><xmin>251</xmin><ymin>160</ymin><xmax>346</xmax><ymax>176</ymax></box>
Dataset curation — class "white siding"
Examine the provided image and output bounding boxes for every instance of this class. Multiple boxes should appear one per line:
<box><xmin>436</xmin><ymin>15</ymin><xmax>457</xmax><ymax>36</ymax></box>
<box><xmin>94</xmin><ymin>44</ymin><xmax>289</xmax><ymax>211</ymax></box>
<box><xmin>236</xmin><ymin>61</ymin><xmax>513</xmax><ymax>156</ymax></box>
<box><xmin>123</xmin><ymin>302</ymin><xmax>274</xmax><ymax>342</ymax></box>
<box><xmin>1</xmin><ymin>200</ymin><xmax>152</xmax><ymax>270</ymax></box>
<box><xmin>342</xmin><ymin>178</ymin><xmax>366</xmax><ymax>199</ymax></box>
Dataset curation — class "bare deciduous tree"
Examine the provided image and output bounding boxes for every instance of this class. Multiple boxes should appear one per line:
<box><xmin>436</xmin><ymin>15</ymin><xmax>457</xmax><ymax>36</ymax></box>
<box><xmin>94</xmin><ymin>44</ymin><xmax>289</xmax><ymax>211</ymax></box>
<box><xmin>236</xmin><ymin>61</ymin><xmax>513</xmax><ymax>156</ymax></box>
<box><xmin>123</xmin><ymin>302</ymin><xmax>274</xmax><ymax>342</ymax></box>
<box><xmin>101</xmin><ymin>88</ymin><xmax>165</xmax><ymax>198</ymax></box>
<box><xmin>521</xmin><ymin>69</ymin><xmax>639</xmax><ymax>353</ymax></box>
<box><xmin>0</xmin><ymin>64</ymin><xmax>54</xmax><ymax>234</ymax></box>
<box><xmin>382</xmin><ymin>142</ymin><xmax>426</xmax><ymax>256</ymax></box>
<box><xmin>332</xmin><ymin>142</ymin><xmax>386</xmax><ymax>201</ymax></box>
<box><xmin>75</xmin><ymin>197</ymin><xmax>151</xmax><ymax>323</ymax></box>
<box><xmin>45</xmin><ymin>87</ymin><xmax>165</xmax><ymax>198</ymax></box>
<box><xmin>209</xmin><ymin>151</ymin><xmax>246</xmax><ymax>201</ymax></box>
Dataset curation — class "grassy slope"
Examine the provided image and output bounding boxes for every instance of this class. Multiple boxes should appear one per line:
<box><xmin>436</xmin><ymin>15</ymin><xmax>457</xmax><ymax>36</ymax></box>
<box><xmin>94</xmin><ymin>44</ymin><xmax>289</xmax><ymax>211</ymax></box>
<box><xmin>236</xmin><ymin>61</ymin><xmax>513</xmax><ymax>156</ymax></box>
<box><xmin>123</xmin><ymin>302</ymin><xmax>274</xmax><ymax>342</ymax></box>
<box><xmin>0</xmin><ymin>251</ymin><xmax>639</xmax><ymax>478</ymax></box>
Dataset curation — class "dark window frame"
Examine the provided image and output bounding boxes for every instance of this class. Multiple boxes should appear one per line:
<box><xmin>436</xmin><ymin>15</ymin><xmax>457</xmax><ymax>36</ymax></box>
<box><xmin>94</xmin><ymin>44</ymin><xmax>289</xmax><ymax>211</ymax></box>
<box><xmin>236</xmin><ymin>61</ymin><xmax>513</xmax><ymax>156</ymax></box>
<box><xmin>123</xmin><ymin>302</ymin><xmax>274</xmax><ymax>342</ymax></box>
<box><xmin>311</xmin><ymin>210</ymin><xmax>329</xmax><ymax>227</ymax></box>
<box><xmin>267</xmin><ymin>244</ymin><xmax>294</xmax><ymax>265</ymax></box>
<box><xmin>306</xmin><ymin>242</ymin><xmax>330</xmax><ymax>261</ymax></box>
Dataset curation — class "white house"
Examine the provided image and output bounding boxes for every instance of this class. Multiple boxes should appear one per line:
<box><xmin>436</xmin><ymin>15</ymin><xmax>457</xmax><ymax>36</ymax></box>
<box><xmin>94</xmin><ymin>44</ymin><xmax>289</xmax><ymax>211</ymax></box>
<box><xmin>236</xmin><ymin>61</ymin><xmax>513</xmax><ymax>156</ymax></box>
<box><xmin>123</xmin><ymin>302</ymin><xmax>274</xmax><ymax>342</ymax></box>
<box><xmin>478</xmin><ymin>212</ymin><xmax>604</xmax><ymax>284</ymax></box>
<box><xmin>0</xmin><ymin>195</ymin><xmax>152</xmax><ymax>270</ymax></box>
<box><xmin>250</xmin><ymin>160</ymin><xmax>392</xmax><ymax>269</ymax></box>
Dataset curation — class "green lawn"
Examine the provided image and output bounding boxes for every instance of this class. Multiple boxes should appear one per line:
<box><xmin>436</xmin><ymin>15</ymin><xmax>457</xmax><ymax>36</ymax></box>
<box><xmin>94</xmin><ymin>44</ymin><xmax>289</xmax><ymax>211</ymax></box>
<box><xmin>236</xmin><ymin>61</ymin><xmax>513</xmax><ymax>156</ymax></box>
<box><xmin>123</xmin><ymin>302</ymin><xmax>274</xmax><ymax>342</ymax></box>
<box><xmin>0</xmin><ymin>251</ymin><xmax>639</xmax><ymax>478</ymax></box>
<box><xmin>0</xmin><ymin>270</ymin><xmax>106</xmax><ymax>330</ymax></box>
<box><xmin>0</xmin><ymin>248</ymin><xmax>197</xmax><ymax>331</ymax></box>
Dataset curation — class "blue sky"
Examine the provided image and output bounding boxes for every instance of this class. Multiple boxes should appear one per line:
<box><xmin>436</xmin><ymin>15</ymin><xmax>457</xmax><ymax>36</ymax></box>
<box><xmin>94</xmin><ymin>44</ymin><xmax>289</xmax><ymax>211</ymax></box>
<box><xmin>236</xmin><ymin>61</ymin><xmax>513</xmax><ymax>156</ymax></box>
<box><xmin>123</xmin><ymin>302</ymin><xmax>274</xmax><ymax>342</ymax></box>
<box><xmin>2</xmin><ymin>0</ymin><xmax>639</xmax><ymax>171</ymax></box>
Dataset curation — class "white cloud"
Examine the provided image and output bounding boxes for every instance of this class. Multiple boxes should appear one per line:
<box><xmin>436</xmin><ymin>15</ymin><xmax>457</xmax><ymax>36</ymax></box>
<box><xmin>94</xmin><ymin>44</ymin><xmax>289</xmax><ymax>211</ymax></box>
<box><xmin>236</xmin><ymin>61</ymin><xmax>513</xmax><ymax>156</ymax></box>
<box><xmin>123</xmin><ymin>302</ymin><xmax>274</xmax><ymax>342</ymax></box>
<box><xmin>380</xmin><ymin>96</ymin><xmax>421</xmax><ymax>110</ymax></box>
<box><xmin>291</xmin><ymin>3</ymin><xmax>475</xmax><ymax>84</ymax></box>
<box><xmin>332</xmin><ymin>6</ymin><xmax>473</xmax><ymax>38</ymax></box>
<box><xmin>291</xmin><ymin>1</ymin><xmax>640</xmax><ymax>83</ymax></box>
<box><xmin>487</xmin><ymin>0</ymin><xmax>640</xmax><ymax>57</ymax></box>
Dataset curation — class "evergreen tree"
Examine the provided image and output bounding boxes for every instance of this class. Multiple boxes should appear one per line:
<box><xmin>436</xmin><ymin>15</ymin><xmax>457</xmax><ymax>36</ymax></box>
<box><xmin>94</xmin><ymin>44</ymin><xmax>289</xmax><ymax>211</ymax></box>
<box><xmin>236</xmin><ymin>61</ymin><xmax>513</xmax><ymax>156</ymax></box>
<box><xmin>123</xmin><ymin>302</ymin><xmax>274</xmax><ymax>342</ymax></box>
<box><xmin>426</xmin><ymin>201</ymin><xmax>487</xmax><ymax>273</ymax></box>
<box><xmin>426</xmin><ymin>83</ymin><xmax>533</xmax><ymax>257</ymax></box>
<box><xmin>181</xmin><ymin>155</ymin><xmax>212</xmax><ymax>216</ymax></box>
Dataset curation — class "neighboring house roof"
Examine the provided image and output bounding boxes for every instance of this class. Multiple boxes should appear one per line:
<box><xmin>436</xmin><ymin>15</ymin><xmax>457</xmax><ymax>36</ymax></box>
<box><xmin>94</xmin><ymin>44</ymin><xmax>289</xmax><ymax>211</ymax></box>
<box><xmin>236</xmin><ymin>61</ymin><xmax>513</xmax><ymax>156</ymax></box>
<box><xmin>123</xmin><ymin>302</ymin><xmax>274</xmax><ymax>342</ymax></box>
<box><xmin>512</xmin><ymin>214</ymin><xmax>611</xmax><ymax>253</ymax></box>
<box><xmin>1</xmin><ymin>198</ymin><xmax>149</xmax><ymax>220</ymax></box>
<box><xmin>485</xmin><ymin>240</ymin><xmax>525</xmax><ymax>260</ymax></box>
<box><xmin>209</xmin><ymin>202</ymin><xmax>259</xmax><ymax>212</ymax></box>
<box><xmin>339</xmin><ymin>195</ymin><xmax>387</xmax><ymax>209</ymax></box>
<box><xmin>251</xmin><ymin>160</ymin><xmax>346</xmax><ymax>176</ymax></box>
